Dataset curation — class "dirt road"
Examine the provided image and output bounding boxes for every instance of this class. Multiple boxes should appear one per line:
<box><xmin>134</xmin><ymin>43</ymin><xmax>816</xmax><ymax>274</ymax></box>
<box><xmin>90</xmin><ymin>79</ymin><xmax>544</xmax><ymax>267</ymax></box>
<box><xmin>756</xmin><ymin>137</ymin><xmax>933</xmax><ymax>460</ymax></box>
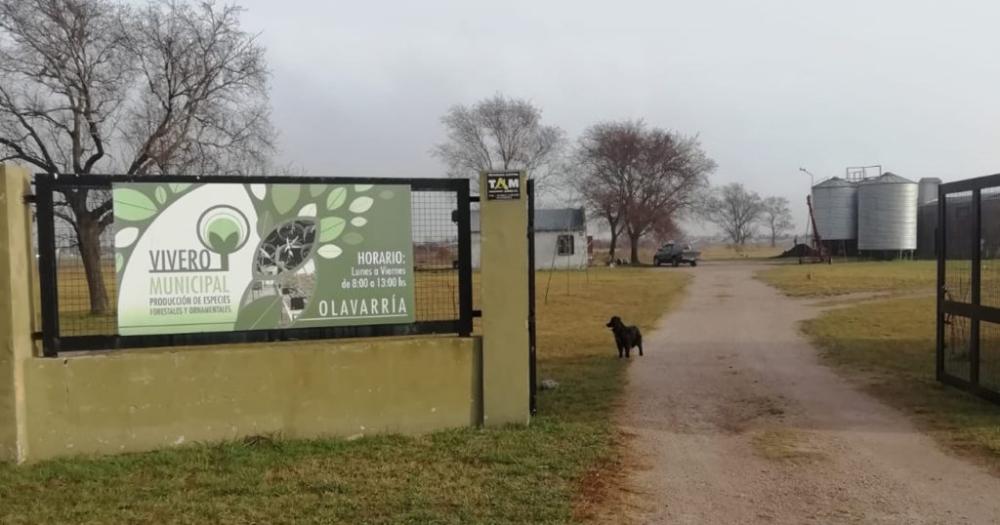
<box><xmin>618</xmin><ymin>262</ymin><xmax>1000</xmax><ymax>524</ymax></box>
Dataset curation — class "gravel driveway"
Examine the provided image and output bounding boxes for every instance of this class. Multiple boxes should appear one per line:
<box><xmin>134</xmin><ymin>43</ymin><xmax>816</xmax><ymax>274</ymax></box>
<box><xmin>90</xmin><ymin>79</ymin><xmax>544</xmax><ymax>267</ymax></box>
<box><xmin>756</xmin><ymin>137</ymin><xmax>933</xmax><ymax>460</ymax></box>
<box><xmin>616</xmin><ymin>261</ymin><xmax>1000</xmax><ymax>524</ymax></box>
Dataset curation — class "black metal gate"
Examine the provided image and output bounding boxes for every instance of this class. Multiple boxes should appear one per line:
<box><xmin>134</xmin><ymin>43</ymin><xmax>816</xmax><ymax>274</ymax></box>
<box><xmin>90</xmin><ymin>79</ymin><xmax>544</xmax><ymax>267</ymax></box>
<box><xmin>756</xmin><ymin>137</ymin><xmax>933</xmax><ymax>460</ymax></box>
<box><xmin>937</xmin><ymin>173</ymin><xmax>1000</xmax><ymax>404</ymax></box>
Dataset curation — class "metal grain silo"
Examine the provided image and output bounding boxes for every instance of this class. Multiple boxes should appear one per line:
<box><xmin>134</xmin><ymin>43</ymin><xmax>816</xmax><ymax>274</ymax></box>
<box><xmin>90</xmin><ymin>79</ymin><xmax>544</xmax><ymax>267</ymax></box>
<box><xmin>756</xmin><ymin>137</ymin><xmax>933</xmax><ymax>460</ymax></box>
<box><xmin>811</xmin><ymin>177</ymin><xmax>857</xmax><ymax>240</ymax></box>
<box><xmin>918</xmin><ymin>177</ymin><xmax>942</xmax><ymax>206</ymax></box>
<box><xmin>857</xmin><ymin>172</ymin><xmax>918</xmax><ymax>251</ymax></box>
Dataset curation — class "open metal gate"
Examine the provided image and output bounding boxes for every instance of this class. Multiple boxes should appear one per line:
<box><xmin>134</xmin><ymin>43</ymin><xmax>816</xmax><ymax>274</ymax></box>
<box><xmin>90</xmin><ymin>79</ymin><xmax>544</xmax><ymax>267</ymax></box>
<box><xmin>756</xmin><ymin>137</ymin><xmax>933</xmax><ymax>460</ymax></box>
<box><xmin>937</xmin><ymin>173</ymin><xmax>1000</xmax><ymax>404</ymax></box>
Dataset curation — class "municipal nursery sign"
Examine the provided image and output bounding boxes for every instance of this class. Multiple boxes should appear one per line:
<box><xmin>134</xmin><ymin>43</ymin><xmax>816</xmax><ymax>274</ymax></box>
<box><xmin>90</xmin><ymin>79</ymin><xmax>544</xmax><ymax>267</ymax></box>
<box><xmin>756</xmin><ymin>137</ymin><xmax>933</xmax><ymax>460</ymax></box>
<box><xmin>113</xmin><ymin>182</ymin><xmax>415</xmax><ymax>336</ymax></box>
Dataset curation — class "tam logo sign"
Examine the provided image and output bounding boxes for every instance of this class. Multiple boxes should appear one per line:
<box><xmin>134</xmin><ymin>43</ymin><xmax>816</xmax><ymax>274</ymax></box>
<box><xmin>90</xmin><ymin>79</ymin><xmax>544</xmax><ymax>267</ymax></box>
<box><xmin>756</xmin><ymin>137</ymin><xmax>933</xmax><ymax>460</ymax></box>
<box><xmin>486</xmin><ymin>173</ymin><xmax>521</xmax><ymax>200</ymax></box>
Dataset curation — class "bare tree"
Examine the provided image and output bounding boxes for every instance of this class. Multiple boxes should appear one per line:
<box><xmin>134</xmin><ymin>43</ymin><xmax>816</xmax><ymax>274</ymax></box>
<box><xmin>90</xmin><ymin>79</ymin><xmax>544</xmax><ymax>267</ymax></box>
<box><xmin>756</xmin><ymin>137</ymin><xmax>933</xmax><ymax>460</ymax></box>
<box><xmin>701</xmin><ymin>183</ymin><xmax>764</xmax><ymax>245</ymax></box>
<box><xmin>621</xmin><ymin>132</ymin><xmax>714</xmax><ymax>264</ymax></box>
<box><xmin>573</xmin><ymin>120</ymin><xmax>713</xmax><ymax>264</ymax></box>
<box><xmin>761</xmin><ymin>196</ymin><xmax>794</xmax><ymax>247</ymax></box>
<box><xmin>0</xmin><ymin>0</ymin><xmax>274</xmax><ymax>314</ymax></box>
<box><xmin>432</xmin><ymin>93</ymin><xmax>565</xmax><ymax>191</ymax></box>
<box><xmin>650</xmin><ymin>214</ymin><xmax>681</xmax><ymax>245</ymax></box>
<box><xmin>573</xmin><ymin>121</ymin><xmax>640</xmax><ymax>262</ymax></box>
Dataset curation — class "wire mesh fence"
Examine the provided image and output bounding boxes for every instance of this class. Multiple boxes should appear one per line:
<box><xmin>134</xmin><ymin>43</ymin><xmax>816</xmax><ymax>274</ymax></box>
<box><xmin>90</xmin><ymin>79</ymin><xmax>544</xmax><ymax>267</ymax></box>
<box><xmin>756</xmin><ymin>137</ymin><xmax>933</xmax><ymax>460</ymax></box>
<box><xmin>53</xmin><ymin>213</ymin><xmax>117</xmax><ymax>337</ymax></box>
<box><xmin>978</xmin><ymin>187</ymin><xmax>1000</xmax><ymax>393</ymax></box>
<box><xmin>411</xmin><ymin>190</ymin><xmax>461</xmax><ymax>322</ymax></box>
<box><xmin>33</xmin><ymin>175</ymin><xmax>474</xmax><ymax>353</ymax></box>
<box><xmin>942</xmin><ymin>190</ymin><xmax>974</xmax><ymax>382</ymax></box>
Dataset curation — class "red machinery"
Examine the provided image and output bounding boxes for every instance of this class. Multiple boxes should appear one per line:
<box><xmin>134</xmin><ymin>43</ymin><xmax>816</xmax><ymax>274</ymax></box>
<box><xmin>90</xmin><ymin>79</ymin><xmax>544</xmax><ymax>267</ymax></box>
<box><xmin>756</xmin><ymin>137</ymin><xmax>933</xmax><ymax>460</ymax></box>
<box><xmin>799</xmin><ymin>195</ymin><xmax>831</xmax><ymax>264</ymax></box>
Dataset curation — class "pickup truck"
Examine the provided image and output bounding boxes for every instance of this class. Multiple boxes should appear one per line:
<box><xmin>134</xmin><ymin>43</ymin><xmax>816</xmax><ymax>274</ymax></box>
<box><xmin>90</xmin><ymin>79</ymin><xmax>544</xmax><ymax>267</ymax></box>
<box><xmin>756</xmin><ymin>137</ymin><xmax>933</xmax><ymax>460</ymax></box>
<box><xmin>653</xmin><ymin>242</ymin><xmax>700</xmax><ymax>267</ymax></box>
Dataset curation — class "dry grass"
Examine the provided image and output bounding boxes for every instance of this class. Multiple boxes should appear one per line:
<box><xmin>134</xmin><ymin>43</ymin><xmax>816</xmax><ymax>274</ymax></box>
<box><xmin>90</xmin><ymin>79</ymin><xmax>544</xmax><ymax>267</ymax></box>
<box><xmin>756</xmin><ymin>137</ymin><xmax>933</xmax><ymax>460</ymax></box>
<box><xmin>760</xmin><ymin>258</ymin><xmax>1000</xmax><ymax>473</ymax></box>
<box><xmin>700</xmin><ymin>243</ymin><xmax>785</xmax><ymax>261</ymax></box>
<box><xmin>1</xmin><ymin>267</ymin><xmax>689</xmax><ymax>524</ymax></box>
<box><xmin>803</xmin><ymin>296</ymin><xmax>1000</xmax><ymax>474</ymax></box>
<box><xmin>535</xmin><ymin>268</ymin><xmax>688</xmax><ymax>359</ymax></box>
<box><xmin>750</xmin><ymin>428</ymin><xmax>826</xmax><ymax>463</ymax></box>
<box><xmin>589</xmin><ymin>247</ymin><xmax>658</xmax><ymax>266</ymax></box>
<box><xmin>756</xmin><ymin>260</ymin><xmax>936</xmax><ymax>297</ymax></box>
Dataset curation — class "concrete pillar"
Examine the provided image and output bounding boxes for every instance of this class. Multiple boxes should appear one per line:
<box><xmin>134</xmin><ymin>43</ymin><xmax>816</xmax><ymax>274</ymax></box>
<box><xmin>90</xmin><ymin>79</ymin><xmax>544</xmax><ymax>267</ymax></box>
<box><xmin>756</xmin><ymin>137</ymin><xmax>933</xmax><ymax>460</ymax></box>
<box><xmin>0</xmin><ymin>164</ymin><xmax>34</xmax><ymax>463</ymax></box>
<box><xmin>479</xmin><ymin>171</ymin><xmax>531</xmax><ymax>426</ymax></box>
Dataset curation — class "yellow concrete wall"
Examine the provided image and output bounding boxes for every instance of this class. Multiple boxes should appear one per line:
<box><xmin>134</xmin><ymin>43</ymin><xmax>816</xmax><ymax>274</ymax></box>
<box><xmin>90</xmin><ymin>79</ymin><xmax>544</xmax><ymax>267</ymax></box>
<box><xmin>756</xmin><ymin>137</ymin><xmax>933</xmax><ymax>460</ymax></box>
<box><xmin>22</xmin><ymin>336</ymin><xmax>481</xmax><ymax>460</ymax></box>
<box><xmin>479</xmin><ymin>172</ymin><xmax>531</xmax><ymax>426</ymax></box>
<box><xmin>0</xmin><ymin>165</ymin><xmax>33</xmax><ymax>463</ymax></box>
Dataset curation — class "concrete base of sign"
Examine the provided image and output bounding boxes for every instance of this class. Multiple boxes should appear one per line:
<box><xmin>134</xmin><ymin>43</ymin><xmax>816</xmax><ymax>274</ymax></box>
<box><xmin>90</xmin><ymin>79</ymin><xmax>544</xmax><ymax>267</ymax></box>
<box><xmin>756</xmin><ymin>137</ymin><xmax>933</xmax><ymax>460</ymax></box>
<box><xmin>21</xmin><ymin>336</ymin><xmax>481</xmax><ymax>461</ymax></box>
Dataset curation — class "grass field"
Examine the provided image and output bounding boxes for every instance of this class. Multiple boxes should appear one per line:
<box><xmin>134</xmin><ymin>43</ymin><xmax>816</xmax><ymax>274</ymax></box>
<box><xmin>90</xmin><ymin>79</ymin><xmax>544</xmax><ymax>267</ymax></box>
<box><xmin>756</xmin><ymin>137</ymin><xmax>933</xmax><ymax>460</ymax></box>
<box><xmin>758</xmin><ymin>259</ymin><xmax>1000</xmax><ymax>474</ymax></box>
<box><xmin>0</xmin><ymin>267</ymin><xmax>688</xmax><ymax>524</ymax></box>
<box><xmin>699</xmin><ymin>243</ymin><xmax>785</xmax><ymax>261</ymax></box>
<box><xmin>756</xmin><ymin>260</ymin><xmax>936</xmax><ymax>297</ymax></box>
<box><xmin>591</xmin><ymin>242</ymin><xmax>786</xmax><ymax>265</ymax></box>
<box><xmin>803</xmin><ymin>296</ymin><xmax>1000</xmax><ymax>474</ymax></box>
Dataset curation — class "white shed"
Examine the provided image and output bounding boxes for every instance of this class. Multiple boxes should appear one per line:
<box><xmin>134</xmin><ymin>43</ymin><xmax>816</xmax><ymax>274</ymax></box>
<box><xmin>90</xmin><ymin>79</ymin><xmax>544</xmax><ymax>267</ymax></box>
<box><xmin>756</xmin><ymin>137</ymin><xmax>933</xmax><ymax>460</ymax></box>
<box><xmin>471</xmin><ymin>208</ymin><xmax>588</xmax><ymax>270</ymax></box>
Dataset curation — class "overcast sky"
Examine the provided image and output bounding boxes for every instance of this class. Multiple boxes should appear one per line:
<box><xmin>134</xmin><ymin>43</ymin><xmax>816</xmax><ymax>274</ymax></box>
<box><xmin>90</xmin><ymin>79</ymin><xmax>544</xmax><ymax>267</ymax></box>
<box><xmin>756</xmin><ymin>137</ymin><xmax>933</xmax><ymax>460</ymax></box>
<box><xmin>236</xmin><ymin>0</ymin><xmax>1000</xmax><ymax>235</ymax></box>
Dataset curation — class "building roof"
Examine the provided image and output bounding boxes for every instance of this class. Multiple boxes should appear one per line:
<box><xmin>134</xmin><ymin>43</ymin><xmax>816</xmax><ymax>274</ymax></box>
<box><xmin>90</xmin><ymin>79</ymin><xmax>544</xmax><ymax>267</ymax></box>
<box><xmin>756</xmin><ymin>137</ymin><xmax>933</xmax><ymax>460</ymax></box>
<box><xmin>471</xmin><ymin>207</ymin><xmax>586</xmax><ymax>233</ymax></box>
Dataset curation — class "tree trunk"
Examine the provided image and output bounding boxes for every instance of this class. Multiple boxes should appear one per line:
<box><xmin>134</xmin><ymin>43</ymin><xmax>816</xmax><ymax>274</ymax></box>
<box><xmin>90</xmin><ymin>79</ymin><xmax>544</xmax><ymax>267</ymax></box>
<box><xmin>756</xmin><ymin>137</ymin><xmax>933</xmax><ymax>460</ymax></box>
<box><xmin>629</xmin><ymin>233</ymin><xmax>641</xmax><ymax>265</ymax></box>
<box><xmin>77</xmin><ymin>215</ymin><xmax>110</xmax><ymax>315</ymax></box>
<box><xmin>608</xmin><ymin>223</ymin><xmax>619</xmax><ymax>261</ymax></box>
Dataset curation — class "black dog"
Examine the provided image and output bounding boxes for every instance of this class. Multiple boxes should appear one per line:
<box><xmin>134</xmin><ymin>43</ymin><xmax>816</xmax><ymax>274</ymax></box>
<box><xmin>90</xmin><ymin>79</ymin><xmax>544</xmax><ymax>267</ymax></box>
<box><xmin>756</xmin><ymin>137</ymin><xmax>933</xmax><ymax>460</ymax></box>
<box><xmin>606</xmin><ymin>316</ymin><xmax>643</xmax><ymax>358</ymax></box>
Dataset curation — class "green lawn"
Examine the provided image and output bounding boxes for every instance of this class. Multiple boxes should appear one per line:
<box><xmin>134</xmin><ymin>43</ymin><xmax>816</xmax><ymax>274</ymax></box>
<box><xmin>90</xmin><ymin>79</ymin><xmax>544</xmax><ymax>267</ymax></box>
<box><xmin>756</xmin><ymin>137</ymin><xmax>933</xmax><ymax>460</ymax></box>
<box><xmin>0</xmin><ymin>267</ymin><xmax>688</xmax><ymax>524</ymax></box>
<box><xmin>756</xmin><ymin>260</ymin><xmax>936</xmax><ymax>297</ymax></box>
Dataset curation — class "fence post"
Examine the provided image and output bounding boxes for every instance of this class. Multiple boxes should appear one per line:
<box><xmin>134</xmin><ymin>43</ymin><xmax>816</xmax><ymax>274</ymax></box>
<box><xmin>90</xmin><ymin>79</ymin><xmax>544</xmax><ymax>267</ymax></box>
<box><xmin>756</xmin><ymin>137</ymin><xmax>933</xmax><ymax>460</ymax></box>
<box><xmin>479</xmin><ymin>171</ymin><xmax>531</xmax><ymax>427</ymax></box>
<box><xmin>0</xmin><ymin>165</ymin><xmax>35</xmax><ymax>463</ymax></box>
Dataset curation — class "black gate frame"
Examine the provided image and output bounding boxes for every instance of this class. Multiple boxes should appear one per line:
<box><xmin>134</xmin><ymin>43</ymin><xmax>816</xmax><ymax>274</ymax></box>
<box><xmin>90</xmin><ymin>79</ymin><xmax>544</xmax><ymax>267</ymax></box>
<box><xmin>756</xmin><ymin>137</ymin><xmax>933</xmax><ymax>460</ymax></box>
<box><xmin>528</xmin><ymin>179</ymin><xmax>537</xmax><ymax>415</ymax></box>
<box><xmin>936</xmin><ymin>172</ymin><xmax>1000</xmax><ymax>404</ymax></box>
<box><xmin>33</xmin><ymin>173</ymin><xmax>475</xmax><ymax>356</ymax></box>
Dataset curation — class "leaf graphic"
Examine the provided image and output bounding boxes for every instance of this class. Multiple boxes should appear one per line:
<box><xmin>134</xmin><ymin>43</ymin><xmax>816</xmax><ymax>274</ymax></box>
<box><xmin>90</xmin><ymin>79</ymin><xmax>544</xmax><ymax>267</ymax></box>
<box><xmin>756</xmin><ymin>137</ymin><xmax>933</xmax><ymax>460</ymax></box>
<box><xmin>234</xmin><ymin>295</ymin><xmax>283</xmax><ymax>331</ymax></box>
<box><xmin>113</xmin><ymin>188</ymin><xmax>158</xmax><ymax>222</ymax></box>
<box><xmin>209</xmin><ymin>231</ymin><xmax>240</xmax><ymax>253</ymax></box>
<box><xmin>258</xmin><ymin>210</ymin><xmax>274</xmax><ymax>237</ymax></box>
<box><xmin>351</xmin><ymin>217</ymin><xmax>367</xmax><ymax>227</ymax></box>
<box><xmin>169</xmin><ymin>183</ymin><xmax>191</xmax><ymax>194</ymax></box>
<box><xmin>326</xmin><ymin>187</ymin><xmax>347</xmax><ymax>210</ymax></box>
<box><xmin>115</xmin><ymin>253</ymin><xmax>124</xmax><ymax>273</ymax></box>
<box><xmin>309</xmin><ymin>184</ymin><xmax>326</xmax><ymax>197</ymax></box>
<box><xmin>354</xmin><ymin>184</ymin><xmax>373</xmax><ymax>192</ymax></box>
<box><xmin>155</xmin><ymin>186</ymin><xmax>168</xmax><ymax>204</ymax></box>
<box><xmin>317</xmin><ymin>244</ymin><xmax>342</xmax><ymax>259</ymax></box>
<box><xmin>342</xmin><ymin>232</ymin><xmax>364</xmax><ymax>245</ymax></box>
<box><xmin>379</xmin><ymin>190</ymin><xmax>395</xmax><ymax>200</ymax></box>
<box><xmin>250</xmin><ymin>184</ymin><xmax>266</xmax><ymax>200</ymax></box>
<box><xmin>349</xmin><ymin>196</ymin><xmax>374</xmax><ymax>213</ymax></box>
<box><xmin>318</xmin><ymin>216</ymin><xmax>346</xmax><ymax>242</ymax></box>
<box><xmin>298</xmin><ymin>203</ymin><xmax>317</xmax><ymax>217</ymax></box>
<box><xmin>271</xmin><ymin>185</ymin><xmax>301</xmax><ymax>215</ymax></box>
<box><xmin>115</xmin><ymin>227</ymin><xmax>139</xmax><ymax>248</ymax></box>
